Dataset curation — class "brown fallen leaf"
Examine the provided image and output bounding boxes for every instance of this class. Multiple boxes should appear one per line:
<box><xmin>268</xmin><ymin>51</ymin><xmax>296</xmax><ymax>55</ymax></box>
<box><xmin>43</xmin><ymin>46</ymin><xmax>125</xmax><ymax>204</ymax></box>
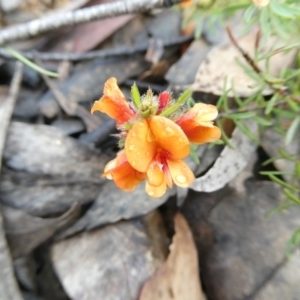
<box><xmin>181</xmin><ymin>180</ymin><xmax>300</xmax><ymax>300</ymax></box>
<box><xmin>49</xmin><ymin>0</ymin><xmax>134</xmax><ymax>53</ymax></box>
<box><xmin>139</xmin><ymin>213</ymin><xmax>205</xmax><ymax>300</ymax></box>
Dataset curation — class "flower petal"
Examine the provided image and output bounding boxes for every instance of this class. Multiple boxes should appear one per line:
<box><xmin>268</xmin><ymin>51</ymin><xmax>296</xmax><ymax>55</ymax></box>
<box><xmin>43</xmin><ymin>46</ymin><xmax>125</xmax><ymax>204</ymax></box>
<box><xmin>146</xmin><ymin>180</ymin><xmax>167</xmax><ymax>198</ymax></box>
<box><xmin>103</xmin><ymin>158</ymin><xmax>118</xmax><ymax>180</ymax></box>
<box><xmin>146</xmin><ymin>164</ymin><xmax>164</xmax><ymax>187</ymax></box>
<box><xmin>91</xmin><ymin>77</ymin><xmax>135</xmax><ymax>124</ymax></box>
<box><xmin>183</xmin><ymin>122</ymin><xmax>221</xmax><ymax>144</ymax></box>
<box><xmin>157</xmin><ymin>91</ymin><xmax>171</xmax><ymax>112</ymax></box>
<box><xmin>148</xmin><ymin>116</ymin><xmax>190</xmax><ymax>160</ymax></box>
<box><xmin>109</xmin><ymin>161</ymin><xmax>145</xmax><ymax>192</ymax></box>
<box><xmin>177</xmin><ymin>103</ymin><xmax>218</xmax><ymax>125</ymax></box>
<box><xmin>191</xmin><ymin>103</ymin><xmax>219</xmax><ymax>122</ymax></box>
<box><xmin>125</xmin><ymin>119</ymin><xmax>157</xmax><ymax>172</ymax></box>
<box><xmin>167</xmin><ymin>159</ymin><xmax>195</xmax><ymax>187</ymax></box>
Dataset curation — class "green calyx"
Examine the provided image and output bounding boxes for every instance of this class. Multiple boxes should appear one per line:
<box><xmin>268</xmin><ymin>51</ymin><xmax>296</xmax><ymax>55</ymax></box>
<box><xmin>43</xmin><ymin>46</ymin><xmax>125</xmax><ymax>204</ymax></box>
<box><xmin>131</xmin><ymin>83</ymin><xmax>142</xmax><ymax>109</ymax></box>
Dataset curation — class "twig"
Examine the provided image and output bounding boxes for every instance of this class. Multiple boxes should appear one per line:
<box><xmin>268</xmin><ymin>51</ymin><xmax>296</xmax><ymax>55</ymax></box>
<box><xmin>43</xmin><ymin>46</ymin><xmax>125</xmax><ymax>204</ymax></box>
<box><xmin>225</xmin><ymin>26</ymin><xmax>300</xmax><ymax>119</ymax></box>
<box><xmin>0</xmin><ymin>0</ymin><xmax>184</xmax><ymax>46</ymax></box>
<box><xmin>0</xmin><ymin>35</ymin><xmax>193</xmax><ymax>62</ymax></box>
<box><xmin>37</xmin><ymin>58</ymin><xmax>102</xmax><ymax>132</ymax></box>
<box><xmin>0</xmin><ymin>62</ymin><xmax>23</xmax><ymax>300</ymax></box>
<box><xmin>226</xmin><ymin>26</ymin><xmax>289</xmax><ymax>96</ymax></box>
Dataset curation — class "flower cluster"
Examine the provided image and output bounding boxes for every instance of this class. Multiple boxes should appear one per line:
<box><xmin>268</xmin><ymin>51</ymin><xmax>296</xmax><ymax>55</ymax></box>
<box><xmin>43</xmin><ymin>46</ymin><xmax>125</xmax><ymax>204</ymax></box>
<box><xmin>91</xmin><ymin>77</ymin><xmax>221</xmax><ymax>198</ymax></box>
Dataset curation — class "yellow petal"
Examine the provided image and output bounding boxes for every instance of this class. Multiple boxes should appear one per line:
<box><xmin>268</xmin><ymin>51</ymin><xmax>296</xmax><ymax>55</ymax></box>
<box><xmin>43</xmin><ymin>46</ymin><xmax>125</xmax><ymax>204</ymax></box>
<box><xmin>167</xmin><ymin>159</ymin><xmax>195</xmax><ymax>188</ymax></box>
<box><xmin>125</xmin><ymin>119</ymin><xmax>156</xmax><ymax>172</ymax></box>
<box><xmin>146</xmin><ymin>180</ymin><xmax>167</xmax><ymax>198</ymax></box>
<box><xmin>103</xmin><ymin>77</ymin><xmax>125</xmax><ymax>99</ymax></box>
<box><xmin>184</xmin><ymin>124</ymin><xmax>221</xmax><ymax>144</ymax></box>
<box><xmin>146</xmin><ymin>164</ymin><xmax>164</xmax><ymax>187</ymax></box>
<box><xmin>190</xmin><ymin>103</ymin><xmax>218</xmax><ymax>123</ymax></box>
<box><xmin>148</xmin><ymin>116</ymin><xmax>190</xmax><ymax>160</ymax></box>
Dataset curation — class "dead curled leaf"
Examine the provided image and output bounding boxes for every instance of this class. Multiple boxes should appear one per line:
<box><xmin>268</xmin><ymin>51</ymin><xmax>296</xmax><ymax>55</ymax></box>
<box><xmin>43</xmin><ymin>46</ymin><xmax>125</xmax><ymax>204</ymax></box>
<box><xmin>3</xmin><ymin>204</ymin><xmax>80</xmax><ymax>259</ymax></box>
<box><xmin>190</xmin><ymin>119</ymin><xmax>258</xmax><ymax>192</ymax></box>
<box><xmin>139</xmin><ymin>213</ymin><xmax>205</xmax><ymax>300</ymax></box>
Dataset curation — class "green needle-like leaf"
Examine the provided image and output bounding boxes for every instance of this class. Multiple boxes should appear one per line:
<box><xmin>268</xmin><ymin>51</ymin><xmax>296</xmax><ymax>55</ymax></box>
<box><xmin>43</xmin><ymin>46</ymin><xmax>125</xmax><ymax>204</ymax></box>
<box><xmin>176</xmin><ymin>89</ymin><xmax>192</xmax><ymax>104</ymax></box>
<box><xmin>5</xmin><ymin>46</ymin><xmax>59</xmax><ymax>77</ymax></box>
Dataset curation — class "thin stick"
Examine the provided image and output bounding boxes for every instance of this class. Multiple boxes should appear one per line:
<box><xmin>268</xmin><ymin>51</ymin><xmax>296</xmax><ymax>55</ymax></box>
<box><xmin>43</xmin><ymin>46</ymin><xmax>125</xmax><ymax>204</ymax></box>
<box><xmin>0</xmin><ymin>62</ymin><xmax>23</xmax><ymax>300</ymax></box>
<box><xmin>226</xmin><ymin>26</ymin><xmax>289</xmax><ymax>96</ymax></box>
<box><xmin>37</xmin><ymin>58</ymin><xmax>102</xmax><ymax>132</ymax></box>
<box><xmin>0</xmin><ymin>0</ymin><xmax>184</xmax><ymax>46</ymax></box>
<box><xmin>0</xmin><ymin>35</ymin><xmax>192</xmax><ymax>62</ymax></box>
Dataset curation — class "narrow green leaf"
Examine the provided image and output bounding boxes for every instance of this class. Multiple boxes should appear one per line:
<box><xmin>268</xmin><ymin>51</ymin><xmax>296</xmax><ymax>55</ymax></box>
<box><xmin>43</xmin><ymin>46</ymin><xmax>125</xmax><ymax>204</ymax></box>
<box><xmin>286</xmin><ymin>228</ymin><xmax>300</xmax><ymax>258</ymax></box>
<box><xmin>273</xmin><ymin>107</ymin><xmax>295</xmax><ymax>118</ymax></box>
<box><xmin>283</xmin><ymin>189</ymin><xmax>300</xmax><ymax>205</ymax></box>
<box><xmin>286</xmin><ymin>98</ymin><xmax>300</xmax><ymax>112</ymax></box>
<box><xmin>270</xmin><ymin>0</ymin><xmax>299</xmax><ymax>19</ymax></box>
<box><xmin>190</xmin><ymin>145</ymin><xmax>200</xmax><ymax>164</ymax></box>
<box><xmin>262</xmin><ymin>156</ymin><xmax>281</xmax><ymax>166</ymax></box>
<box><xmin>244</xmin><ymin>4</ymin><xmax>256</xmax><ymax>23</ymax></box>
<box><xmin>265</xmin><ymin>93</ymin><xmax>280</xmax><ymax>115</ymax></box>
<box><xmin>260</xmin><ymin>7</ymin><xmax>271</xmax><ymax>38</ymax></box>
<box><xmin>291</xmin><ymin>228</ymin><xmax>300</xmax><ymax>245</ymax></box>
<box><xmin>285</xmin><ymin>116</ymin><xmax>300</xmax><ymax>145</ymax></box>
<box><xmin>278</xmin><ymin>149</ymin><xmax>296</xmax><ymax>161</ymax></box>
<box><xmin>195</xmin><ymin>19</ymin><xmax>204</xmax><ymax>39</ymax></box>
<box><xmin>267</xmin><ymin>174</ymin><xmax>299</xmax><ymax>192</ymax></box>
<box><xmin>296</xmin><ymin>162</ymin><xmax>300</xmax><ymax>179</ymax></box>
<box><xmin>225</xmin><ymin>112</ymin><xmax>256</xmax><ymax>120</ymax></box>
<box><xmin>270</xmin><ymin>14</ymin><xmax>291</xmax><ymax>40</ymax></box>
<box><xmin>252</xmin><ymin>115</ymin><xmax>272</xmax><ymax>126</ymax></box>
<box><xmin>260</xmin><ymin>171</ymin><xmax>294</xmax><ymax>176</ymax></box>
<box><xmin>284</xmin><ymin>68</ymin><xmax>300</xmax><ymax>81</ymax></box>
<box><xmin>261</xmin><ymin>72</ymin><xmax>285</xmax><ymax>84</ymax></box>
<box><xmin>216</xmin><ymin>120</ymin><xmax>233</xmax><ymax>148</ymax></box>
<box><xmin>131</xmin><ymin>83</ymin><xmax>141</xmax><ymax>108</ymax></box>
<box><xmin>234</xmin><ymin>120</ymin><xmax>259</xmax><ymax>143</ymax></box>
<box><xmin>217</xmin><ymin>86</ymin><xmax>231</xmax><ymax>110</ymax></box>
<box><xmin>5</xmin><ymin>46</ymin><xmax>59</xmax><ymax>77</ymax></box>
<box><xmin>176</xmin><ymin>89</ymin><xmax>192</xmax><ymax>104</ymax></box>
<box><xmin>267</xmin><ymin>201</ymin><xmax>295</xmax><ymax>218</ymax></box>
<box><xmin>159</xmin><ymin>103</ymin><xmax>181</xmax><ymax>117</ymax></box>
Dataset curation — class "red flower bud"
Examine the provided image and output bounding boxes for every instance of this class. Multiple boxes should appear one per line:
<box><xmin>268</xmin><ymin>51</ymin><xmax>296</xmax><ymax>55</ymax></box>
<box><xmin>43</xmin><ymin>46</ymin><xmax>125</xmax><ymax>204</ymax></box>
<box><xmin>158</xmin><ymin>91</ymin><xmax>171</xmax><ymax>112</ymax></box>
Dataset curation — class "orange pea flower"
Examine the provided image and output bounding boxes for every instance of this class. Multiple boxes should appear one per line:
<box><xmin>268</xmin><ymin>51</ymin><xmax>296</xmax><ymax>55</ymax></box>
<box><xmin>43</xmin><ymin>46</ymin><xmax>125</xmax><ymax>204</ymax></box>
<box><xmin>176</xmin><ymin>103</ymin><xmax>221</xmax><ymax>144</ymax></box>
<box><xmin>103</xmin><ymin>150</ymin><xmax>145</xmax><ymax>192</ymax></box>
<box><xmin>91</xmin><ymin>77</ymin><xmax>136</xmax><ymax>124</ymax></box>
<box><xmin>91</xmin><ymin>77</ymin><xmax>221</xmax><ymax>198</ymax></box>
<box><xmin>125</xmin><ymin>116</ymin><xmax>195</xmax><ymax>198</ymax></box>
